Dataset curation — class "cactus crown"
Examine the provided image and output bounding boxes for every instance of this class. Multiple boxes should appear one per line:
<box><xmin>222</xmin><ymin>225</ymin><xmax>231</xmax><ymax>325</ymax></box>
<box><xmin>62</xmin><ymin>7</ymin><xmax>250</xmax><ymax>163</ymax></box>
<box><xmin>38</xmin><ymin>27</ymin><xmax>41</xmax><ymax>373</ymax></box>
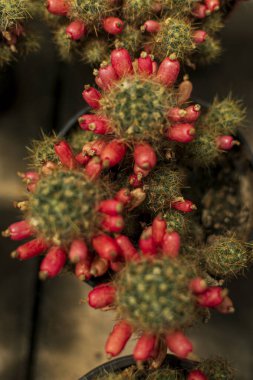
<box><xmin>115</xmin><ymin>257</ymin><xmax>201</xmax><ymax>333</ymax></box>
<box><xmin>27</xmin><ymin>169</ymin><xmax>107</xmax><ymax>246</ymax></box>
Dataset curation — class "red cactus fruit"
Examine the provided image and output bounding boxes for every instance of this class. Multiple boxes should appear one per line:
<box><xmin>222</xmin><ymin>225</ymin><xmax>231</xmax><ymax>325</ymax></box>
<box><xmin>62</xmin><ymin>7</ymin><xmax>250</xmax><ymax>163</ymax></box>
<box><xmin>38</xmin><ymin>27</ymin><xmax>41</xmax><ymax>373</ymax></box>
<box><xmin>75</xmin><ymin>152</ymin><xmax>90</xmax><ymax>166</ymax></box>
<box><xmin>167</xmin><ymin>107</ymin><xmax>187</xmax><ymax>122</ymax></box>
<box><xmin>152</xmin><ymin>215</ymin><xmax>166</xmax><ymax>245</ymax></box>
<box><xmin>129</xmin><ymin>173</ymin><xmax>143</xmax><ymax>188</ymax></box>
<box><xmin>205</xmin><ymin>0</ymin><xmax>220</xmax><ymax>12</ymax></box>
<box><xmin>3</xmin><ymin>220</ymin><xmax>33</xmax><ymax>241</ymax></box>
<box><xmin>172</xmin><ymin>199</ymin><xmax>197</xmax><ymax>212</ymax></box>
<box><xmin>75</xmin><ymin>259</ymin><xmax>92</xmax><ymax>281</ymax></box>
<box><xmin>18</xmin><ymin>171</ymin><xmax>40</xmax><ymax>184</ymax></box>
<box><xmin>84</xmin><ymin>157</ymin><xmax>102</xmax><ymax>179</ymax></box>
<box><xmin>197</xmin><ymin>286</ymin><xmax>225</xmax><ymax>308</ymax></box>
<box><xmin>133</xmin><ymin>164</ymin><xmax>150</xmax><ymax>179</ymax></box>
<box><xmin>183</xmin><ymin>104</ymin><xmax>201</xmax><ymax>122</ymax></box>
<box><xmin>110</xmin><ymin>259</ymin><xmax>124</xmax><ymax>272</ymax></box>
<box><xmin>115</xmin><ymin>235</ymin><xmax>138</xmax><ymax>261</ymax></box>
<box><xmin>216</xmin><ymin>135</ymin><xmax>239</xmax><ymax>150</ymax></box>
<box><xmin>92</xmin><ymin>235</ymin><xmax>120</xmax><ymax>261</ymax></box>
<box><xmin>98</xmin><ymin>199</ymin><xmax>123</xmax><ymax>216</ymax></box>
<box><xmin>193</xmin><ymin>30</ymin><xmax>207</xmax><ymax>44</ymax></box>
<box><xmin>47</xmin><ymin>0</ymin><xmax>69</xmax><ymax>15</ymax></box>
<box><xmin>162</xmin><ymin>231</ymin><xmax>181</xmax><ymax>258</ymax></box>
<box><xmin>133</xmin><ymin>143</ymin><xmax>157</xmax><ymax>170</ymax></box>
<box><xmin>102</xmin><ymin>17</ymin><xmax>124</xmax><ymax>35</ymax></box>
<box><xmin>115</xmin><ymin>188</ymin><xmax>131</xmax><ymax>205</ymax></box>
<box><xmin>166</xmin><ymin>331</ymin><xmax>193</xmax><ymax>358</ymax></box>
<box><xmin>189</xmin><ymin>277</ymin><xmax>208</xmax><ymax>294</ymax></box>
<box><xmin>142</xmin><ymin>20</ymin><xmax>161</xmax><ymax>33</ymax></box>
<box><xmin>66</xmin><ymin>20</ymin><xmax>87</xmax><ymax>40</ymax></box>
<box><xmin>157</xmin><ymin>54</ymin><xmax>180</xmax><ymax>87</ymax></box>
<box><xmin>133</xmin><ymin>334</ymin><xmax>156</xmax><ymax>361</ymax></box>
<box><xmin>138</xmin><ymin>52</ymin><xmax>153</xmax><ymax>76</ymax></box>
<box><xmin>101</xmin><ymin>214</ymin><xmax>125</xmax><ymax>233</ymax></box>
<box><xmin>80</xmin><ymin>115</ymin><xmax>110</xmax><ymax>134</ymax></box>
<box><xmin>82</xmin><ymin>139</ymin><xmax>107</xmax><ymax>157</ymax></box>
<box><xmin>39</xmin><ymin>246</ymin><xmax>66</xmax><ymax>279</ymax></box>
<box><xmin>187</xmin><ymin>370</ymin><xmax>208</xmax><ymax>380</ymax></box>
<box><xmin>139</xmin><ymin>227</ymin><xmax>157</xmax><ymax>256</ymax></box>
<box><xmin>11</xmin><ymin>239</ymin><xmax>48</xmax><ymax>260</ymax></box>
<box><xmin>111</xmin><ymin>48</ymin><xmax>133</xmax><ymax>77</ymax></box>
<box><xmin>90</xmin><ymin>256</ymin><xmax>109</xmax><ymax>277</ymax></box>
<box><xmin>82</xmin><ymin>86</ymin><xmax>101</xmax><ymax>109</ymax></box>
<box><xmin>101</xmin><ymin>140</ymin><xmax>127</xmax><ymax>168</ymax></box>
<box><xmin>54</xmin><ymin>141</ymin><xmax>77</xmax><ymax>169</ymax></box>
<box><xmin>97</xmin><ymin>64</ymin><xmax>118</xmax><ymax>89</ymax></box>
<box><xmin>69</xmin><ymin>239</ymin><xmax>89</xmax><ymax>263</ymax></box>
<box><xmin>167</xmin><ymin>123</ymin><xmax>196</xmax><ymax>143</ymax></box>
<box><xmin>88</xmin><ymin>284</ymin><xmax>116</xmax><ymax>309</ymax></box>
<box><xmin>105</xmin><ymin>321</ymin><xmax>133</xmax><ymax>357</ymax></box>
<box><xmin>191</xmin><ymin>3</ymin><xmax>210</xmax><ymax>18</ymax></box>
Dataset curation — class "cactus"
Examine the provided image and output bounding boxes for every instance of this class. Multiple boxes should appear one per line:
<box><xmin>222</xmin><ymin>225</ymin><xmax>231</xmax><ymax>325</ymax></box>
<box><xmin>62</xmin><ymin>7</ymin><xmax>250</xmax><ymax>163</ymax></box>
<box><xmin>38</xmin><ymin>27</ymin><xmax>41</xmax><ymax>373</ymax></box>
<box><xmin>196</xmin><ymin>357</ymin><xmax>235</xmax><ymax>379</ymax></box>
<box><xmin>80</xmin><ymin>38</ymin><xmax>109</xmax><ymax>65</ymax></box>
<box><xmin>26</xmin><ymin>132</ymin><xmax>60</xmax><ymax>170</ymax></box>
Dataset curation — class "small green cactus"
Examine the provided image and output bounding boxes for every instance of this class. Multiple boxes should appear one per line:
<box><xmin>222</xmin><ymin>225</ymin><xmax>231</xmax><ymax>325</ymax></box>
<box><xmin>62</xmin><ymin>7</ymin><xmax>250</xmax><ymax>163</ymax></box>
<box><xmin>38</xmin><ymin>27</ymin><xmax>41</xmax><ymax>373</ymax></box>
<box><xmin>26</xmin><ymin>132</ymin><xmax>60</xmax><ymax>170</ymax></box>
<box><xmin>116</xmin><ymin>25</ymin><xmax>143</xmax><ymax>56</ymax></box>
<box><xmin>122</xmin><ymin>0</ymin><xmax>155</xmax><ymax>24</ymax></box>
<box><xmin>163</xmin><ymin>211</ymin><xmax>189</xmax><ymax>236</ymax></box>
<box><xmin>80</xmin><ymin>38</ymin><xmax>109</xmax><ymax>65</ymax></box>
<box><xmin>197</xmin><ymin>357</ymin><xmax>235</xmax><ymax>380</ymax></box>
<box><xmin>196</xmin><ymin>36</ymin><xmax>222</xmax><ymax>65</ymax></box>
<box><xmin>27</xmin><ymin>169</ymin><xmax>108</xmax><ymax>246</ymax></box>
<box><xmin>69</xmin><ymin>0</ymin><xmax>116</xmax><ymax>28</ymax></box>
<box><xmin>53</xmin><ymin>25</ymin><xmax>74</xmax><ymax>61</ymax></box>
<box><xmin>0</xmin><ymin>0</ymin><xmax>30</xmax><ymax>30</ymax></box>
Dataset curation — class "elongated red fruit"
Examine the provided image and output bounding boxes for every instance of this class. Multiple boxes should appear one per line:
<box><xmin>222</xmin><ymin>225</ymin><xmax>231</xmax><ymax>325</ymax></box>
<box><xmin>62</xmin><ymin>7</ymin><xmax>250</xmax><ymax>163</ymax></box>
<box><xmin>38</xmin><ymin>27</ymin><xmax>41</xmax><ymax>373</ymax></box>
<box><xmin>129</xmin><ymin>173</ymin><xmax>142</xmax><ymax>188</ymax></box>
<box><xmin>75</xmin><ymin>259</ymin><xmax>92</xmax><ymax>281</ymax></box>
<box><xmin>142</xmin><ymin>20</ymin><xmax>161</xmax><ymax>33</ymax></box>
<box><xmin>133</xmin><ymin>164</ymin><xmax>150</xmax><ymax>179</ymax></box>
<box><xmin>98</xmin><ymin>199</ymin><xmax>123</xmax><ymax>215</ymax></box>
<box><xmin>111</xmin><ymin>48</ymin><xmax>133</xmax><ymax>77</ymax></box>
<box><xmin>183</xmin><ymin>104</ymin><xmax>201</xmax><ymax>122</ymax></box>
<box><xmin>216</xmin><ymin>135</ymin><xmax>239</xmax><ymax>150</ymax></box>
<box><xmin>54</xmin><ymin>141</ymin><xmax>77</xmax><ymax>169</ymax></box>
<box><xmin>178</xmin><ymin>75</ymin><xmax>193</xmax><ymax>105</ymax></box>
<box><xmin>39</xmin><ymin>246</ymin><xmax>66</xmax><ymax>280</ymax></box>
<box><xmin>110</xmin><ymin>259</ymin><xmax>124</xmax><ymax>272</ymax></box>
<box><xmin>75</xmin><ymin>152</ymin><xmax>90</xmax><ymax>166</ymax></box>
<box><xmin>191</xmin><ymin>3</ymin><xmax>210</xmax><ymax>18</ymax></box>
<box><xmin>162</xmin><ymin>231</ymin><xmax>181</xmax><ymax>258</ymax></box>
<box><xmin>197</xmin><ymin>286</ymin><xmax>225</xmax><ymax>308</ymax></box>
<box><xmin>152</xmin><ymin>215</ymin><xmax>166</xmax><ymax>245</ymax></box>
<box><xmin>157</xmin><ymin>54</ymin><xmax>180</xmax><ymax>87</ymax></box>
<box><xmin>166</xmin><ymin>331</ymin><xmax>193</xmax><ymax>358</ymax></box>
<box><xmin>167</xmin><ymin>124</ymin><xmax>196</xmax><ymax>143</ymax></box>
<box><xmin>205</xmin><ymin>0</ymin><xmax>220</xmax><ymax>12</ymax></box>
<box><xmin>69</xmin><ymin>239</ymin><xmax>89</xmax><ymax>263</ymax></box>
<box><xmin>98</xmin><ymin>64</ymin><xmax>118</xmax><ymax>89</ymax></box>
<box><xmin>95</xmin><ymin>75</ymin><xmax>105</xmax><ymax>90</ymax></box>
<box><xmin>139</xmin><ymin>227</ymin><xmax>157</xmax><ymax>256</ymax></box>
<box><xmin>84</xmin><ymin>157</ymin><xmax>102</xmax><ymax>179</ymax></box>
<box><xmin>82</xmin><ymin>86</ymin><xmax>101</xmax><ymax>109</ymax></box>
<box><xmin>152</xmin><ymin>61</ymin><xmax>158</xmax><ymax>74</ymax></box>
<box><xmin>193</xmin><ymin>30</ymin><xmax>207</xmax><ymax>44</ymax></box>
<box><xmin>3</xmin><ymin>220</ymin><xmax>33</xmax><ymax>240</ymax></box>
<box><xmin>133</xmin><ymin>334</ymin><xmax>156</xmax><ymax>361</ymax></box>
<box><xmin>105</xmin><ymin>321</ymin><xmax>132</xmax><ymax>357</ymax></box>
<box><xmin>81</xmin><ymin>116</ymin><xmax>110</xmax><ymax>134</ymax></box>
<box><xmin>101</xmin><ymin>214</ymin><xmax>125</xmax><ymax>233</ymax></box>
<box><xmin>88</xmin><ymin>284</ymin><xmax>116</xmax><ymax>309</ymax></box>
<box><xmin>101</xmin><ymin>140</ymin><xmax>126</xmax><ymax>168</ymax></box>
<box><xmin>92</xmin><ymin>235</ymin><xmax>120</xmax><ymax>261</ymax></box>
<box><xmin>172</xmin><ymin>199</ymin><xmax>197</xmax><ymax>212</ymax></box>
<box><xmin>115</xmin><ymin>188</ymin><xmax>131</xmax><ymax>205</ymax></box>
<box><xmin>18</xmin><ymin>171</ymin><xmax>40</xmax><ymax>184</ymax></box>
<box><xmin>138</xmin><ymin>52</ymin><xmax>153</xmax><ymax>75</ymax></box>
<box><xmin>66</xmin><ymin>20</ymin><xmax>86</xmax><ymax>40</ymax></box>
<box><xmin>187</xmin><ymin>370</ymin><xmax>208</xmax><ymax>380</ymax></box>
<box><xmin>115</xmin><ymin>235</ymin><xmax>138</xmax><ymax>261</ymax></box>
<box><xmin>103</xmin><ymin>17</ymin><xmax>124</xmax><ymax>35</ymax></box>
<box><xmin>47</xmin><ymin>0</ymin><xmax>69</xmax><ymax>15</ymax></box>
<box><xmin>189</xmin><ymin>277</ymin><xmax>208</xmax><ymax>294</ymax></box>
<box><xmin>12</xmin><ymin>239</ymin><xmax>48</xmax><ymax>260</ymax></box>
<box><xmin>90</xmin><ymin>256</ymin><xmax>109</xmax><ymax>277</ymax></box>
<box><xmin>134</xmin><ymin>143</ymin><xmax>157</xmax><ymax>170</ymax></box>
<box><xmin>167</xmin><ymin>107</ymin><xmax>187</xmax><ymax>122</ymax></box>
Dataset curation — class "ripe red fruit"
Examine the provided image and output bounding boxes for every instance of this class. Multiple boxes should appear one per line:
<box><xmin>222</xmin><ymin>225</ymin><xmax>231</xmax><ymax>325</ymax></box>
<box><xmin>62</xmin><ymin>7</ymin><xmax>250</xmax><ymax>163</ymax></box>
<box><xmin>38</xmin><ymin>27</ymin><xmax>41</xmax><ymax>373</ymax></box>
<box><xmin>3</xmin><ymin>220</ymin><xmax>33</xmax><ymax>241</ymax></box>
<box><xmin>187</xmin><ymin>370</ymin><xmax>208</xmax><ymax>380</ymax></box>
<box><xmin>18</xmin><ymin>171</ymin><xmax>40</xmax><ymax>184</ymax></box>
<box><xmin>152</xmin><ymin>215</ymin><xmax>166</xmax><ymax>245</ymax></box>
<box><xmin>92</xmin><ymin>235</ymin><xmax>120</xmax><ymax>261</ymax></box>
<box><xmin>216</xmin><ymin>135</ymin><xmax>239</xmax><ymax>150</ymax></box>
<box><xmin>193</xmin><ymin>30</ymin><xmax>207</xmax><ymax>44</ymax></box>
<box><xmin>110</xmin><ymin>259</ymin><xmax>124</xmax><ymax>272</ymax></box>
<box><xmin>205</xmin><ymin>0</ymin><xmax>220</xmax><ymax>12</ymax></box>
<box><xmin>39</xmin><ymin>246</ymin><xmax>66</xmax><ymax>279</ymax></box>
<box><xmin>98</xmin><ymin>199</ymin><xmax>123</xmax><ymax>216</ymax></box>
<box><xmin>47</xmin><ymin>0</ymin><xmax>69</xmax><ymax>15</ymax></box>
<box><xmin>75</xmin><ymin>259</ymin><xmax>92</xmax><ymax>281</ymax></box>
<box><xmin>54</xmin><ymin>141</ymin><xmax>77</xmax><ymax>169</ymax></box>
<box><xmin>133</xmin><ymin>334</ymin><xmax>156</xmax><ymax>361</ymax></box>
<box><xmin>197</xmin><ymin>286</ymin><xmax>225</xmax><ymax>308</ymax></box>
<box><xmin>105</xmin><ymin>321</ymin><xmax>132</xmax><ymax>357</ymax></box>
<box><xmin>103</xmin><ymin>17</ymin><xmax>124</xmax><ymax>35</ymax></box>
<box><xmin>98</xmin><ymin>64</ymin><xmax>118</xmax><ymax>89</ymax></box>
<box><xmin>12</xmin><ymin>239</ymin><xmax>48</xmax><ymax>260</ymax></box>
<box><xmin>167</xmin><ymin>107</ymin><xmax>187</xmax><ymax>122</ymax></box>
<box><xmin>115</xmin><ymin>188</ymin><xmax>131</xmax><ymax>205</ymax></box>
<box><xmin>162</xmin><ymin>231</ymin><xmax>181</xmax><ymax>258</ymax></box>
<box><xmin>191</xmin><ymin>3</ymin><xmax>210</xmax><ymax>18</ymax></box>
<box><xmin>189</xmin><ymin>277</ymin><xmax>208</xmax><ymax>294</ymax></box>
<box><xmin>129</xmin><ymin>173</ymin><xmax>143</xmax><ymax>188</ymax></box>
<box><xmin>69</xmin><ymin>239</ymin><xmax>89</xmax><ymax>263</ymax></box>
<box><xmin>84</xmin><ymin>157</ymin><xmax>102</xmax><ymax>179</ymax></box>
<box><xmin>101</xmin><ymin>140</ymin><xmax>127</xmax><ymax>168</ymax></box>
<box><xmin>142</xmin><ymin>20</ymin><xmax>161</xmax><ymax>33</ymax></box>
<box><xmin>134</xmin><ymin>143</ymin><xmax>157</xmax><ymax>170</ymax></box>
<box><xmin>88</xmin><ymin>284</ymin><xmax>116</xmax><ymax>309</ymax></box>
<box><xmin>183</xmin><ymin>104</ymin><xmax>201</xmax><ymax>122</ymax></box>
<box><xmin>133</xmin><ymin>164</ymin><xmax>150</xmax><ymax>179</ymax></box>
<box><xmin>138</xmin><ymin>52</ymin><xmax>153</xmax><ymax>76</ymax></box>
<box><xmin>157</xmin><ymin>54</ymin><xmax>180</xmax><ymax>87</ymax></box>
<box><xmin>82</xmin><ymin>139</ymin><xmax>107</xmax><ymax>157</ymax></box>
<box><xmin>152</xmin><ymin>61</ymin><xmax>158</xmax><ymax>74</ymax></box>
<box><xmin>166</xmin><ymin>331</ymin><xmax>193</xmax><ymax>358</ymax></box>
<box><xmin>66</xmin><ymin>20</ymin><xmax>86</xmax><ymax>40</ymax></box>
<box><xmin>95</xmin><ymin>75</ymin><xmax>105</xmax><ymax>90</ymax></box>
<box><xmin>115</xmin><ymin>235</ymin><xmax>138</xmax><ymax>261</ymax></box>
<box><xmin>75</xmin><ymin>152</ymin><xmax>90</xmax><ymax>166</ymax></box>
<box><xmin>167</xmin><ymin>123</ymin><xmax>196</xmax><ymax>143</ymax></box>
<box><xmin>111</xmin><ymin>48</ymin><xmax>133</xmax><ymax>77</ymax></box>
<box><xmin>82</xmin><ymin>86</ymin><xmax>101</xmax><ymax>109</ymax></box>
<box><xmin>139</xmin><ymin>227</ymin><xmax>157</xmax><ymax>256</ymax></box>
<box><xmin>101</xmin><ymin>214</ymin><xmax>125</xmax><ymax>233</ymax></box>
<box><xmin>172</xmin><ymin>199</ymin><xmax>197</xmax><ymax>213</ymax></box>
<box><xmin>90</xmin><ymin>256</ymin><xmax>109</xmax><ymax>277</ymax></box>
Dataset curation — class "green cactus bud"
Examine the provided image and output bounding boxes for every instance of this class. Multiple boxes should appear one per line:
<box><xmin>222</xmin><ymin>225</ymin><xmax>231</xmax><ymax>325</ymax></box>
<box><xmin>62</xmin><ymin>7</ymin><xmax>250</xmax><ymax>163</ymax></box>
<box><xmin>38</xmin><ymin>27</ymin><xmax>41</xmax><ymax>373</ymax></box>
<box><xmin>203</xmin><ymin>236</ymin><xmax>251</xmax><ymax>279</ymax></box>
<box><xmin>163</xmin><ymin>211</ymin><xmax>189</xmax><ymax>236</ymax></box>
<box><xmin>80</xmin><ymin>38</ymin><xmax>109</xmax><ymax>65</ymax></box>
<box><xmin>116</xmin><ymin>25</ymin><xmax>143</xmax><ymax>56</ymax></box>
<box><xmin>197</xmin><ymin>357</ymin><xmax>235</xmax><ymax>380</ymax></box>
<box><xmin>151</xmin><ymin>17</ymin><xmax>195</xmax><ymax>61</ymax></box>
<box><xmin>196</xmin><ymin>36</ymin><xmax>222</xmax><ymax>65</ymax></box>
<box><xmin>27</xmin><ymin>169</ymin><xmax>108</xmax><ymax>246</ymax></box>
<box><xmin>115</xmin><ymin>257</ymin><xmax>202</xmax><ymax>333</ymax></box>
<box><xmin>26</xmin><ymin>132</ymin><xmax>60</xmax><ymax>170</ymax></box>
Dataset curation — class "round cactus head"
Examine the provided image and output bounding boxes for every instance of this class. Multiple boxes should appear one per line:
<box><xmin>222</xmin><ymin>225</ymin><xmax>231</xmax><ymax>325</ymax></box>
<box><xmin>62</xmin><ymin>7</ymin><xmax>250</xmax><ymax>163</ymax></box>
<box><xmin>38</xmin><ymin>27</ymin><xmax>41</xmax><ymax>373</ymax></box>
<box><xmin>27</xmin><ymin>169</ymin><xmax>107</xmax><ymax>246</ymax></box>
<box><xmin>115</xmin><ymin>257</ymin><xmax>200</xmax><ymax>333</ymax></box>
<box><xmin>81</xmin><ymin>39</ymin><xmax>109</xmax><ymax>65</ymax></box>
<box><xmin>69</xmin><ymin>0</ymin><xmax>116</xmax><ymax>27</ymax></box>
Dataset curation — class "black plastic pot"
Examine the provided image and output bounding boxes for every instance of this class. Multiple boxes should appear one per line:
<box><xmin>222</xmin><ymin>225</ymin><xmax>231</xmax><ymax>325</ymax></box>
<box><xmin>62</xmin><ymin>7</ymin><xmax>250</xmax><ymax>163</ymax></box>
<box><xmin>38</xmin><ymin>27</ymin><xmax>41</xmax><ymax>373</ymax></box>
<box><xmin>79</xmin><ymin>354</ymin><xmax>196</xmax><ymax>380</ymax></box>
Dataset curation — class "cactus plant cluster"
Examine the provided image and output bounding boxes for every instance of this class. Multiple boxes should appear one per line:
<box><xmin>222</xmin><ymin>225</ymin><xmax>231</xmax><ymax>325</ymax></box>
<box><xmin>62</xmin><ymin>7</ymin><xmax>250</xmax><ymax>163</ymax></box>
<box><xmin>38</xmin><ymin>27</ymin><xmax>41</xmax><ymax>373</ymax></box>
<box><xmin>3</xmin><ymin>0</ymin><xmax>252</xmax><ymax>378</ymax></box>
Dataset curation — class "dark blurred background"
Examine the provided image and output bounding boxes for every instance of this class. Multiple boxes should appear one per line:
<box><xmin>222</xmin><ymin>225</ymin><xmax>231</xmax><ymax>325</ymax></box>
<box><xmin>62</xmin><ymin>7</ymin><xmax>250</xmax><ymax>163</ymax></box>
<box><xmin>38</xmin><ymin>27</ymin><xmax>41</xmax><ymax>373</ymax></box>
<box><xmin>0</xmin><ymin>3</ymin><xmax>253</xmax><ymax>379</ymax></box>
